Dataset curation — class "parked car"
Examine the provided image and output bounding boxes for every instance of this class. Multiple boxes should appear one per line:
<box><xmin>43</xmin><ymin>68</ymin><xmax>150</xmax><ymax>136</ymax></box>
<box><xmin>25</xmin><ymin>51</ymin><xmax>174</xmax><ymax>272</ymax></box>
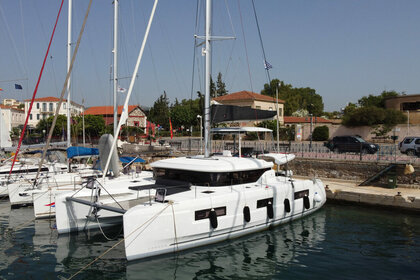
<box><xmin>324</xmin><ymin>135</ymin><xmax>379</xmax><ymax>154</ymax></box>
<box><xmin>399</xmin><ymin>136</ymin><xmax>420</xmax><ymax>156</ymax></box>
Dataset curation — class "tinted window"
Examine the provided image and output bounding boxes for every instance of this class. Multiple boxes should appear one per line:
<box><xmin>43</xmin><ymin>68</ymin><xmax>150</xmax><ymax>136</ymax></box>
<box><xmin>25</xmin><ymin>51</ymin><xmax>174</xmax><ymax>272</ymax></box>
<box><xmin>154</xmin><ymin>167</ymin><xmax>270</xmax><ymax>186</ymax></box>
<box><xmin>404</xmin><ymin>138</ymin><xmax>413</xmax><ymax>144</ymax></box>
<box><xmin>415</xmin><ymin>139</ymin><xmax>420</xmax><ymax>145</ymax></box>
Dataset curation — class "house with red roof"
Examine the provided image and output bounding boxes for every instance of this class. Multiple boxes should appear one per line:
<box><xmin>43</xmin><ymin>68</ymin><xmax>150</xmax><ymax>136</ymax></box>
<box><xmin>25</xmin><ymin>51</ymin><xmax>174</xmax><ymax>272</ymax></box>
<box><xmin>84</xmin><ymin>105</ymin><xmax>147</xmax><ymax>128</ymax></box>
<box><xmin>212</xmin><ymin>90</ymin><xmax>285</xmax><ymax>125</ymax></box>
<box><xmin>23</xmin><ymin>96</ymin><xmax>84</xmax><ymax>127</ymax></box>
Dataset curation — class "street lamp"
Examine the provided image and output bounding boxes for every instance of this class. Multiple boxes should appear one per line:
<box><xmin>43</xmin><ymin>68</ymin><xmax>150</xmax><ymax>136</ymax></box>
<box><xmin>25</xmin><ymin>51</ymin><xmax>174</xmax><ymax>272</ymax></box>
<box><xmin>197</xmin><ymin>115</ymin><xmax>202</xmax><ymax>154</ymax></box>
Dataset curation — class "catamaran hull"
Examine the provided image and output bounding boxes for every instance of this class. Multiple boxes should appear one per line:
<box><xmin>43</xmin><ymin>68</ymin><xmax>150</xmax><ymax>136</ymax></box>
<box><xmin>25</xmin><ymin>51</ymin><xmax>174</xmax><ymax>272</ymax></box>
<box><xmin>123</xmin><ymin>178</ymin><xmax>326</xmax><ymax>261</ymax></box>
<box><xmin>55</xmin><ymin>172</ymin><xmax>155</xmax><ymax>234</ymax></box>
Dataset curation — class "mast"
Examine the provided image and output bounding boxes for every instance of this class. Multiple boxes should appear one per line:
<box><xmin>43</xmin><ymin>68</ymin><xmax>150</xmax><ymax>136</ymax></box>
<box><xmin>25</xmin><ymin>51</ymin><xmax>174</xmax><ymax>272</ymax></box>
<box><xmin>66</xmin><ymin>0</ymin><xmax>72</xmax><ymax>147</ymax></box>
<box><xmin>204</xmin><ymin>0</ymin><xmax>212</xmax><ymax>157</ymax></box>
<box><xmin>113</xmin><ymin>0</ymin><xmax>119</xmax><ymax>136</ymax></box>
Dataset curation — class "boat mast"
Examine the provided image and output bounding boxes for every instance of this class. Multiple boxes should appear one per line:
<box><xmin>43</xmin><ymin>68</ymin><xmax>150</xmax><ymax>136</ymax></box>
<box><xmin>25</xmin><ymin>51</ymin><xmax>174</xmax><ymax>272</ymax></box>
<box><xmin>113</xmin><ymin>0</ymin><xmax>119</xmax><ymax>136</ymax></box>
<box><xmin>204</xmin><ymin>0</ymin><xmax>212</xmax><ymax>157</ymax></box>
<box><xmin>66</xmin><ymin>0</ymin><xmax>72</xmax><ymax>147</ymax></box>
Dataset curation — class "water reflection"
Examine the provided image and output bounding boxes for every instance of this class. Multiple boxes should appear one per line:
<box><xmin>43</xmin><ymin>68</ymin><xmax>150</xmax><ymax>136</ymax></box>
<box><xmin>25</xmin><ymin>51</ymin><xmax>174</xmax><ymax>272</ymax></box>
<box><xmin>126</xmin><ymin>212</ymin><xmax>326</xmax><ymax>279</ymax></box>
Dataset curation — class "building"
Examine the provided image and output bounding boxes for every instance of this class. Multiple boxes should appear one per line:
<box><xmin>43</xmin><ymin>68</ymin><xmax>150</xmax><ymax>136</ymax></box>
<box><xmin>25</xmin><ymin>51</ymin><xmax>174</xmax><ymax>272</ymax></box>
<box><xmin>0</xmin><ymin>105</ymin><xmax>25</xmax><ymax>130</ymax></box>
<box><xmin>384</xmin><ymin>94</ymin><xmax>420</xmax><ymax>125</ymax></box>
<box><xmin>2</xmin><ymin>98</ymin><xmax>22</xmax><ymax>109</ymax></box>
<box><xmin>84</xmin><ymin>105</ymin><xmax>147</xmax><ymax>128</ymax></box>
<box><xmin>212</xmin><ymin>90</ymin><xmax>284</xmax><ymax>125</ymax></box>
<box><xmin>24</xmin><ymin>97</ymin><xmax>84</xmax><ymax>127</ymax></box>
<box><xmin>284</xmin><ymin>116</ymin><xmax>334</xmax><ymax>141</ymax></box>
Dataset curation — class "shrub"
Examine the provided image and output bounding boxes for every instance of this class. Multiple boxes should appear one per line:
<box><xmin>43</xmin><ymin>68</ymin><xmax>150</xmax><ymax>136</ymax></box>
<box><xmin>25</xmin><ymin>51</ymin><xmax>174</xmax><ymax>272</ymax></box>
<box><xmin>312</xmin><ymin>126</ymin><xmax>329</xmax><ymax>141</ymax></box>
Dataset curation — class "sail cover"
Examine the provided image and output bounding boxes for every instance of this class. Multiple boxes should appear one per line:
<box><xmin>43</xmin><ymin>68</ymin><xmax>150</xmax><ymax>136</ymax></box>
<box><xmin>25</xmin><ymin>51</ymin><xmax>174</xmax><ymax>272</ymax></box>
<box><xmin>67</xmin><ymin>147</ymin><xmax>99</xmax><ymax>158</ymax></box>
<box><xmin>211</xmin><ymin>104</ymin><xmax>277</xmax><ymax>123</ymax></box>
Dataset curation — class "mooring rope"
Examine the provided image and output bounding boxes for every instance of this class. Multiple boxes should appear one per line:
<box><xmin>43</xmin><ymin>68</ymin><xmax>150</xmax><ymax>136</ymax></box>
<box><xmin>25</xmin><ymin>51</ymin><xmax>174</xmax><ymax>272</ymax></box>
<box><xmin>67</xmin><ymin>202</ymin><xmax>172</xmax><ymax>280</ymax></box>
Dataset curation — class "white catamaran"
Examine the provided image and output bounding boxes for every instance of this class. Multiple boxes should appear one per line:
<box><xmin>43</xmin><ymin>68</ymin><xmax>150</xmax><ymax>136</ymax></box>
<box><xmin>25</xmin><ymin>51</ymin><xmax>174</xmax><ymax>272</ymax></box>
<box><xmin>121</xmin><ymin>0</ymin><xmax>326</xmax><ymax>261</ymax></box>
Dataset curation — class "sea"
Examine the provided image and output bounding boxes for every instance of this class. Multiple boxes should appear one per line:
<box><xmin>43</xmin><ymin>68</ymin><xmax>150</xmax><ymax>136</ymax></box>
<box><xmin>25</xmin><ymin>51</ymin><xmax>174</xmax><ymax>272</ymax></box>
<box><xmin>0</xmin><ymin>200</ymin><xmax>419</xmax><ymax>280</ymax></box>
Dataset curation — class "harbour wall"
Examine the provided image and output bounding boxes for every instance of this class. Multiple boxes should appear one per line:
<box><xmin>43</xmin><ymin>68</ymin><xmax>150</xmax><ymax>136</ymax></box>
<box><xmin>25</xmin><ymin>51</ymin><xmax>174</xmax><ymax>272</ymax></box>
<box><xmin>287</xmin><ymin>158</ymin><xmax>419</xmax><ymax>187</ymax></box>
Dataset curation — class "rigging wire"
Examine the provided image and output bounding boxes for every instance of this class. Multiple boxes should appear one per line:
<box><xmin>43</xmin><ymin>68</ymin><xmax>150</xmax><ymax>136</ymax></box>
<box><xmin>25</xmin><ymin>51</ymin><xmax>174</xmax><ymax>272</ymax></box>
<box><xmin>8</xmin><ymin>0</ymin><xmax>66</xmax><ymax>179</ymax></box>
<box><xmin>138</xmin><ymin>1</ymin><xmax>162</xmax><ymax>103</ymax></box>
<box><xmin>33</xmin><ymin>0</ymin><xmax>93</xmax><ymax>183</ymax></box>
<box><xmin>237</xmin><ymin>0</ymin><xmax>254</xmax><ymax>92</ymax></box>
<box><xmin>251</xmin><ymin>0</ymin><xmax>271</xmax><ymax>84</ymax></box>
<box><xmin>19</xmin><ymin>0</ymin><xmax>29</xmax><ymax>98</ymax></box>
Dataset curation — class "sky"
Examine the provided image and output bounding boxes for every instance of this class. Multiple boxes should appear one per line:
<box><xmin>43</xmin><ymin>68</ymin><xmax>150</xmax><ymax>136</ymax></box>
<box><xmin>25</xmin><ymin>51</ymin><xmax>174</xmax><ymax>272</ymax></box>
<box><xmin>1</xmin><ymin>0</ymin><xmax>420</xmax><ymax>112</ymax></box>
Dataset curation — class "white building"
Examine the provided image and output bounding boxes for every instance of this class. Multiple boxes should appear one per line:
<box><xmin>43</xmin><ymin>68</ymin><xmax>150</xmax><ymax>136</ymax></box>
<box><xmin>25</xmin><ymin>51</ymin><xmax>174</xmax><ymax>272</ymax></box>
<box><xmin>0</xmin><ymin>105</ymin><xmax>25</xmax><ymax>130</ymax></box>
<box><xmin>24</xmin><ymin>97</ymin><xmax>84</xmax><ymax>127</ymax></box>
<box><xmin>2</xmin><ymin>98</ymin><xmax>22</xmax><ymax>108</ymax></box>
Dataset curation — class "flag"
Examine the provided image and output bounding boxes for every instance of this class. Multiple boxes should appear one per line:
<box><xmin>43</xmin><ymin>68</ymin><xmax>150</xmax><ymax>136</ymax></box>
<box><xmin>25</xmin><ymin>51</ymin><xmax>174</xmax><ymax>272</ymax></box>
<box><xmin>264</xmin><ymin>60</ymin><xmax>273</xmax><ymax>70</ymax></box>
<box><xmin>15</xmin><ymin>84</ymin><xmax>23</xmax><ymax>90</ymax></box>
<box><xmin>169</xmin><ymin>118</ymin><xmax>173</xmax><ymax>139</ymax></box>
<box><xmin>117</xmin><ymin>86</ymin><xmax>126</xmax><ymax>93</ymax></box>
<box><xmin>0</xmin><ymin>88</ymin><xmax>3</xmax><ymax>92</ymax></box>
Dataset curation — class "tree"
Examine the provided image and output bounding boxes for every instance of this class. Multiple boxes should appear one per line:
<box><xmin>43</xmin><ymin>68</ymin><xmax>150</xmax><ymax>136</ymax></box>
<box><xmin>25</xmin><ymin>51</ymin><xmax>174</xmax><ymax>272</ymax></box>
<box><xmin>216</xmin><ymin>72</ymin><xmax>228</xmax><ymax>97</ymax></box>
<box><xmin>36</xmin><ymin>115</ymin><xmax>67</xmax><ymax>137</ymax></box>
<box><xmin>358</xmin><ymin>90</ymin><xmax>400</xmax><ymax>108</ymax></box>
<box><xmin>72</xmin><ymin>114</ymin><xmax>106</xmax><ymax>138</ymax></box>
<box><xmin>148</xmin><ymin>92</ymin><xmax>170</xmax><ymax>129</ymax></box>
<box><xmin>261</xmin><ymin>79</ymin><xmax>324</xmax><ymax>116</ymax></box>
<box><xmin>312</xmin><ymin>126</ymin><xmax>329</xmax><ymax>141</ymax></box>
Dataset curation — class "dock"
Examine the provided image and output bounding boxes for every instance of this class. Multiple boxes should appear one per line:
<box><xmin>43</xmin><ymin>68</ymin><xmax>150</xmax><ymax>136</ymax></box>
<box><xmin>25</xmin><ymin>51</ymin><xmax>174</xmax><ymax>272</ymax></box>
<box><xmin>298</xmin><ymin>176</ymin><xmax>420</xmax><ymax>212</ymax></box>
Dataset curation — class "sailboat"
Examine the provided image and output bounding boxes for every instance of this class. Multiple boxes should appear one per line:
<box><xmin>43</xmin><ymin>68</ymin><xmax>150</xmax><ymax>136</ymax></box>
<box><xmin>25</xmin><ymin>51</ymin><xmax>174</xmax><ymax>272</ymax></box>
<box><xmin>54</xmin><ymin>0</ymin><xmax>158</xmax><ymax>233</ymax></box>
<box><xmin>121</xmin><ymin>0</ymin><xmax>326</xmax><ymax>261</ymax></box>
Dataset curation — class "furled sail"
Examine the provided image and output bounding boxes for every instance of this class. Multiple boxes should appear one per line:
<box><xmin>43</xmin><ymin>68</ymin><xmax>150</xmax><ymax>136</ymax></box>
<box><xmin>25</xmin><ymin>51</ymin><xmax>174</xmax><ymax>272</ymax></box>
<box><xmin>211</xmin><ymin>104</ymin><xmax>277</xmax><ymax>123</ymax></box>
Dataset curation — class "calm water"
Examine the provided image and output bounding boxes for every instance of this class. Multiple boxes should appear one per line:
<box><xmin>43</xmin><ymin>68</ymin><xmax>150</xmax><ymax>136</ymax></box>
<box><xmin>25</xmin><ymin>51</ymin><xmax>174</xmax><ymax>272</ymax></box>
<box><xmin>0</xmin><ymin>200</ymin><xmax>419</xmax><ymax>280</ymax></box>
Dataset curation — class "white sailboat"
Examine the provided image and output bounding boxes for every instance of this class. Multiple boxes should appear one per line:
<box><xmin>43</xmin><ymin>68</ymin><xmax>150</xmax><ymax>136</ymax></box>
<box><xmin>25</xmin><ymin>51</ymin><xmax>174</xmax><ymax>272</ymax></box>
<box><xmin>121</xmin><ymin>0</ymin><xmax>326</xmax><ymax>261</ymax></box>
<box><xmin>54</xmin><ymin>0</ymin><xmax>158</xmax><ymax>233</ymax></box>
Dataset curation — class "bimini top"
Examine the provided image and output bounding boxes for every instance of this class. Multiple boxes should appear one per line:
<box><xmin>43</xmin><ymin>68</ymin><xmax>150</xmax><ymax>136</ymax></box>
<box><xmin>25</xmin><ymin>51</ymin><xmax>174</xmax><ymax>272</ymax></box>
<box><xmin>210</xmin><ymin>127</ymin><xmax>272</xmax><ymax>134</ymax></box>
<box><xmin>151</xmin><ymin>155</ymin><xmax>273</xmax><ymax>173</ymax></box>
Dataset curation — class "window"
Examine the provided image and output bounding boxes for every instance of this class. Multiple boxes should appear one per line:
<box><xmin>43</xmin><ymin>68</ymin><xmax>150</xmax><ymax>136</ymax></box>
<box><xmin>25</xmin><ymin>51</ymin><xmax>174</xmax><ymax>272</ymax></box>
<box><xmin>256</xmin><ymin>106</ymin><xmax>261</xmax><ymax>109</ymax></box>
<box><xmin>42</xmin><ymin>103</ymin><xmax>47</xmax><ymax>111</ymax></box>
<box><xmin>63</xmin><ymin>103</ymin><xmax>66</xmax><ymax>109</ymax></box>
<box><xmin>402</xmin><ymin>102</ymin><xmax>420</xmax><ymax>111</ymax></box>
<box><xmin>49</xmin><ymin>103</ymin><xmax>53</xmax><ymax>112</ymax></box>
<box><xmin>29</xmin><ymin>114</ymin><xmax>32</xmax><ymax>120</ymax></box>
<box><xmin>279</xmin><ymin>108</ymin><xmax>283</xmax><ymax>116</ymax></box>
<box><xmin>404</xmin><ymin>138</ymin><xmax>414</xmax><ymax>144</ymax></box>
<box><xmin>294</xmin><ymin>190</ymin><xmax>309</xmax><ymax>200</ymax></box>
<box><xmin>195</xmin><ymin>207</ymin><xmax>226</xmax><ymax>220</ymax></box>
<box><xmin>134</xmin><ymin>121</ymin><xmax>139</xmax><ymax>127</ymax></box>
<box><xmin>37</xmin><ymin>114</ymin><xmax>40</xmax><ymax>120</ymax></box>
<box><xmin>36</xmin><ymin>103</ymin><xmax>40</xmax><ymax>109</ymax></box>
<box><xmin>257</xmin><ymin>198</ymin><xmax>273</xmax><ymax>208</ymax></box>
<box><xmin>154</xmin><ymin>167</ymin><xmax>271</xmax><ymax>186</ymax></box>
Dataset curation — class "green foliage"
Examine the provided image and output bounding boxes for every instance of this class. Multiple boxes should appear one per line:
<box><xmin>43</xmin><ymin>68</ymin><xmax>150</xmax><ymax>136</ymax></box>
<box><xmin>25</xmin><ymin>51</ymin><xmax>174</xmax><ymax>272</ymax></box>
<box><xmin>358</xmin><ymin>90</ymin><xmax>400</xmax><ymax>108</ymax></box>
<box><xmin>36</xmin><ymin>115</ymin><xmax>67</xmax><ymax>137</ymax></box>
<box><xmin>216</xmin><ymin>72</ymin><xmax>228</xmax><ymax>97</ymax></box>
<box><xmin>312</xmin><ymin>126</ymin><xmax>329</xmax><ymax>141</ymax></box>
<box><xmin>342</xmin><ymin>90</ymin><xmax>407</xmax><ymax>134</ymax></box>
<box><xmin>342</xmin><ymin>106</ymin><xmax>406</xmax><ymax>135</ymax></box>
<box><xmin>148</xmin><ymin>92</ymin><xmax>170</xmax><ymax>129</ymax></box>
<box><xmin>210</xmin><ymin>72</ymin><xmax>227</xmax><ymax>98</ymax></box>
<box><xmin>261</xmin><ymin>79</ymin><xmax>324</xmax><ymax>116</ymax></box>
<box><xmin>72</xmin><ymin>115</ymin><xmax>106</xmax><ymax>137</ymax></box>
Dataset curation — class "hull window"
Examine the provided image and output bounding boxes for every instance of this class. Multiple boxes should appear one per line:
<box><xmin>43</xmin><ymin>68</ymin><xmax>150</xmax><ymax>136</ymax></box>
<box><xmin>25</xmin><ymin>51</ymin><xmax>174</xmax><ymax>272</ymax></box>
<box><xmin>195</xmin><ymin>206</ymin><xmax>226</xmax><ymax>221</ymax></box>
<box><xmin>257</xmin><ymin>198</ymin><xmax>273</xmax><ymax>208</ymax></box>
<box><xmin>294</xmin><ymin>190</ymin><xmax>309</xmax><ymax>200</ymax></box>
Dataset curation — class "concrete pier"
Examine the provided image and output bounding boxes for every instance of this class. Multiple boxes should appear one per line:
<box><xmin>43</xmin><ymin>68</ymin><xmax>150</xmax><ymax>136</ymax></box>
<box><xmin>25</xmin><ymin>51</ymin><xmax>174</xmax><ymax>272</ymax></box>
<box><xmin>298</xmin><ymin>176</ymin><xmax>420</xmax><ymax>212</ymax></box>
